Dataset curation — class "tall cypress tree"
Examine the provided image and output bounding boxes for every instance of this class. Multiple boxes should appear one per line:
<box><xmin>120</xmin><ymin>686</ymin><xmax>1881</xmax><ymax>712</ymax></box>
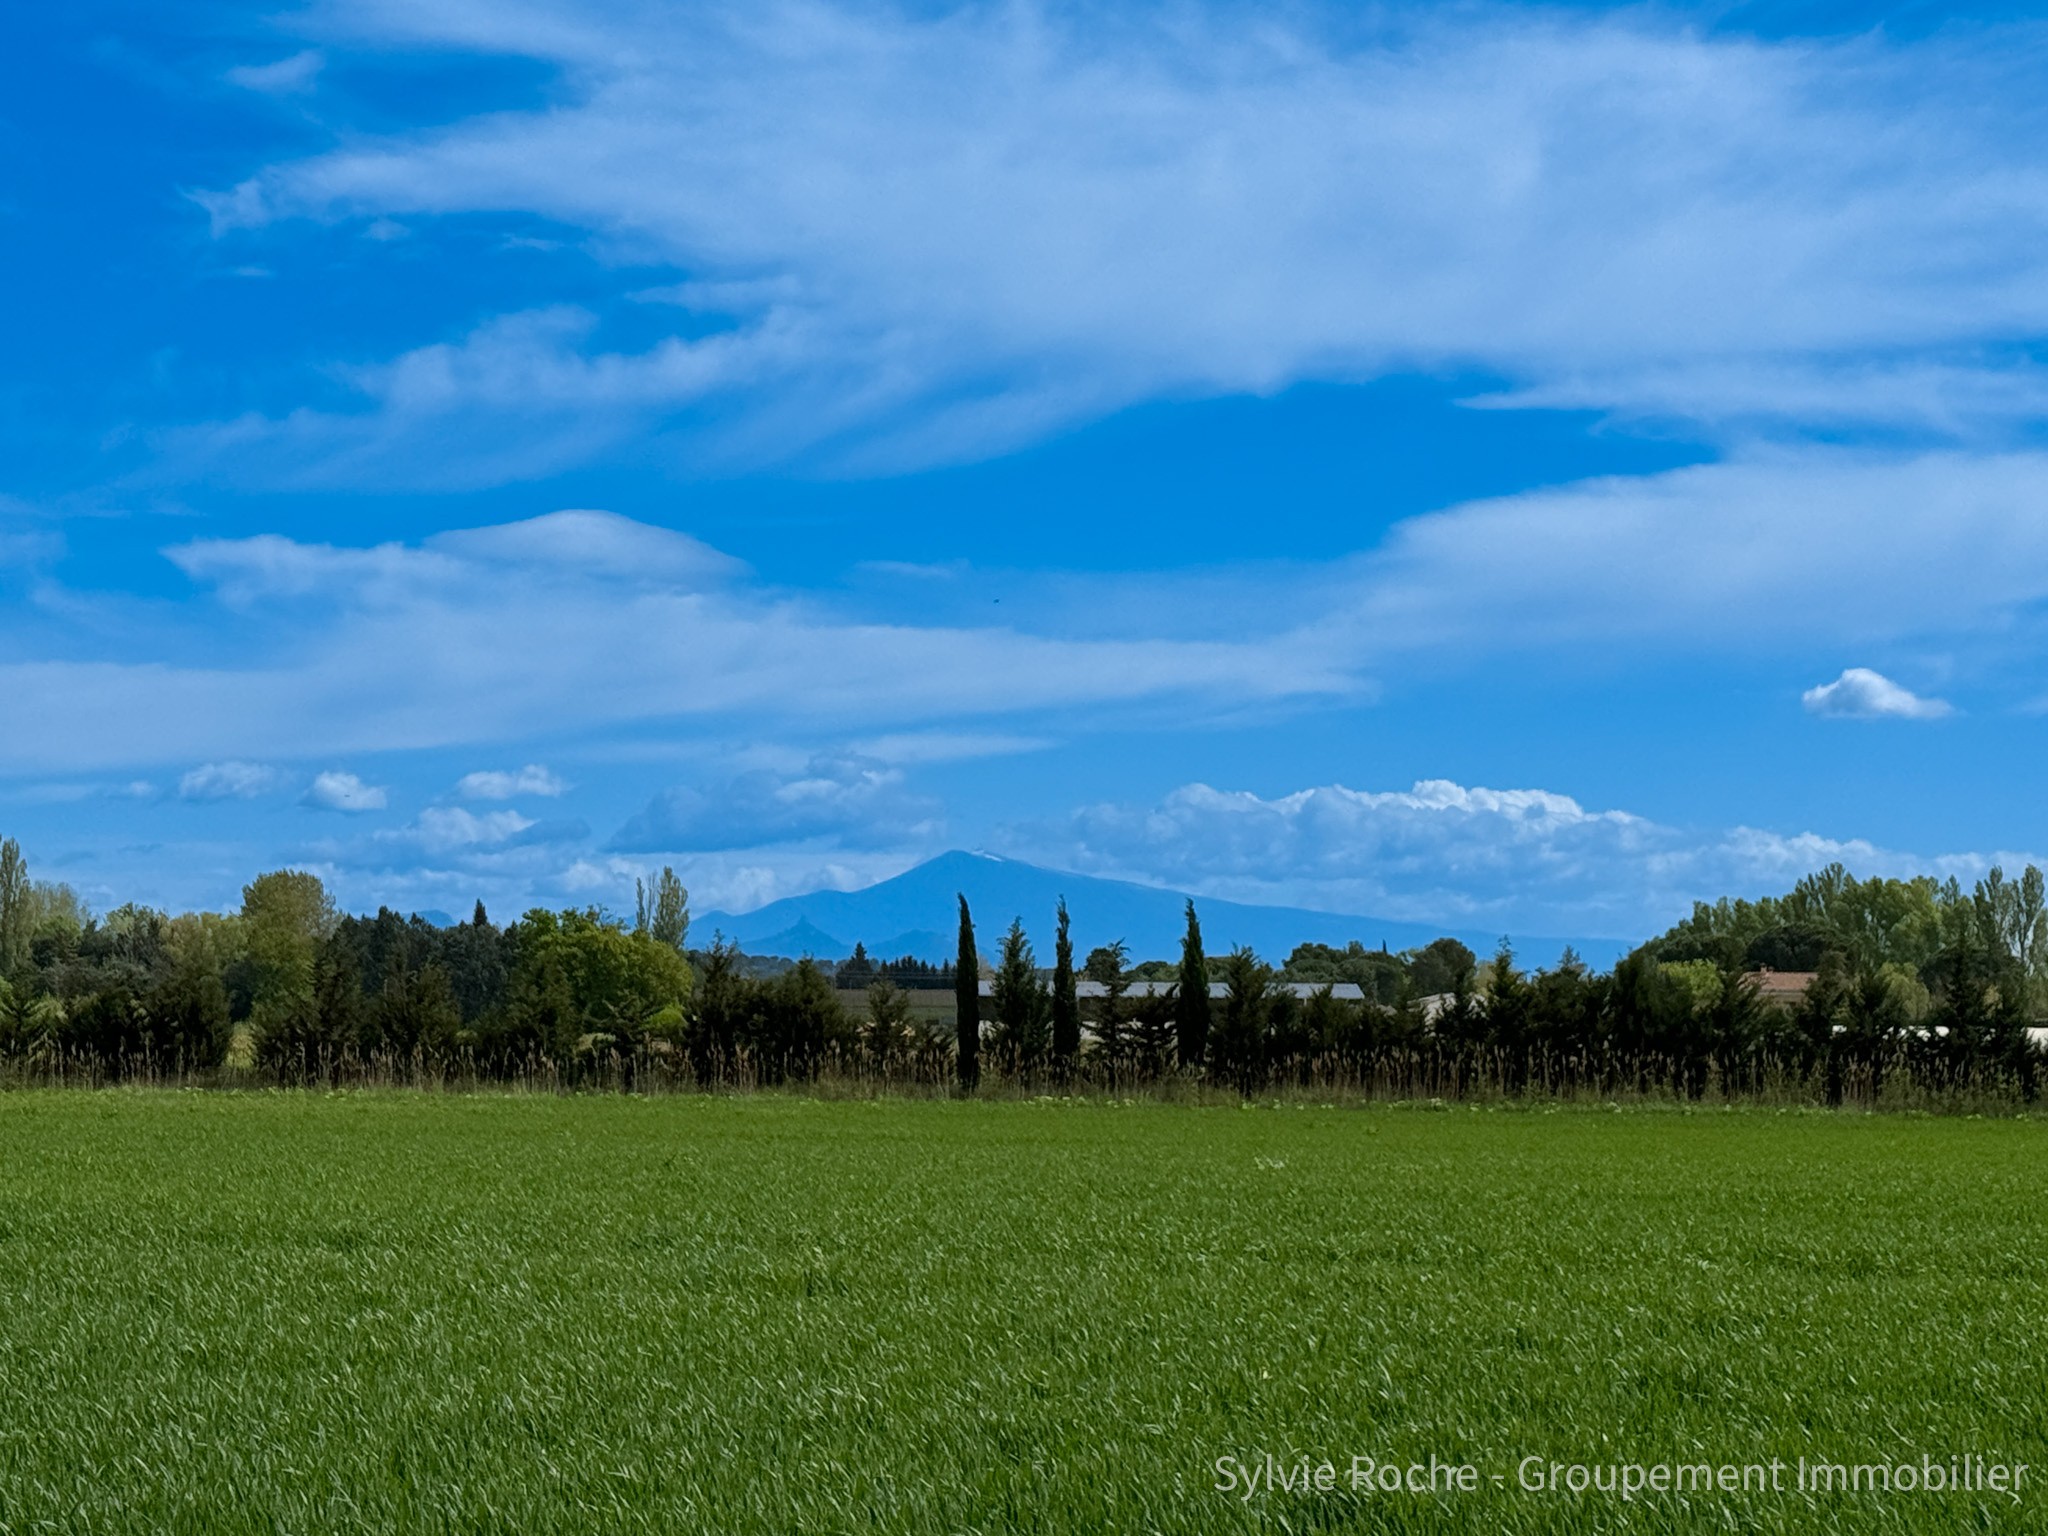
<box><xmin>955</xmin><ymin>894</ymin><xmax>980</xmax><ymax>1090</ymax></box>
<box><xmin>1175</xmin><ymin>899</ymin><xmax>1211</xmax><ymax>1069</ymax></box>
<box><xmin>0</xmin><ymin>837</ymin><xmax>28</xmax><ymax>981</ymax></box>
<box><xmin>1051</xmin><ymin>897</ymin><xmax>1079</xmax><ymax>1076</ymax></box>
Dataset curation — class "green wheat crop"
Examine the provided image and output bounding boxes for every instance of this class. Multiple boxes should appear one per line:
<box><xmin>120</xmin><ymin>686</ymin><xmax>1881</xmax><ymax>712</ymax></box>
<box><xmin>0</xmin><ymin>1092</ymin><xmax>2041</xmax><ymax>1533</ymax></box>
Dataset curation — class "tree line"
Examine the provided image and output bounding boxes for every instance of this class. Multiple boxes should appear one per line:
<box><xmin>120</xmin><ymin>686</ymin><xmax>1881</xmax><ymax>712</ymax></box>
<box><xmin>2</xmin><ymin>835</ymin><xmax>2044</xmax><ymax>1103</ymax></box>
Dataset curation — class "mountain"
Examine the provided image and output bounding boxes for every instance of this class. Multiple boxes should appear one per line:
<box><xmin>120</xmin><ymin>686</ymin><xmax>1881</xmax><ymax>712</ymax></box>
<box><xmin>695</xmin><ymin>851</ymin><xmax>1633</xmax><ymax>969</ymax></box>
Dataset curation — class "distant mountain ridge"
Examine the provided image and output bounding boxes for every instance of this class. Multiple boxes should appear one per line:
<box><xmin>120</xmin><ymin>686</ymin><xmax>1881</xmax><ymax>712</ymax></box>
<box><xmin>696</xmin><ymin>851</ymin><xmax>1632</xmax><ymax>969</ymax></box>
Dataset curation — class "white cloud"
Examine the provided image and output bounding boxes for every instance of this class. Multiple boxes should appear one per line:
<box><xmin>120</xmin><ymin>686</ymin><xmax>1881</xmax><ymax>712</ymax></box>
<box><xmin>1802</xmin><ymin>667</ymin><xmax>1952</xmax><ymax>720</ymax></box>
<box><xmin>302</xmin><ymin>771</ymin><xmax>388</xmax><ymax>813</ymax></box>
<box><xmin>1327</xmin><ymin>449</ymin><xmax>2048</xmax><ymax>654</ymax></box>
<box><xmin>434</xmin><ymin>509</ymin><xmax>741</xmax><ymax>586</ymax></box>
<box><xmin>392</xmin><ymin>806</ymin><xmax>536</xmax><ymax>854</ymax></box>
<box><xmin>851</xmin><ymin>731</ymin><xmax>1052</xmax><ymax>765</ymax></box>
<box><xmin>188</xmin><ymin>4</ymin><xmax>2048</xmax><ymax>479</ymax></box>
<box><xmin>1024</xmin><ymin>777</ymin><xmax>2040</xmax><ymax>937</ymax></box>
<box><xmin>0</xmin><ymin>512</ymin><xmax>1344</xmax><ymax>774</ymax></box>
<box><xmin>178</xmin><ymin>761</ymin><xmax>287</xmax><ymax>801</ymax></box>
<box><xmin>610</xmin><ymin>753</ymin><xmax>943</xmax><ymax>852</ymax></box>
<box><xmin>226</xmin><ymin>49</ymin><xmax>324</xmax><ymax>96</ymax></box>
<box><xmin>456</xmin><ymin>764</ymin><xmax>570</xmax><ymax>800</ymax></box>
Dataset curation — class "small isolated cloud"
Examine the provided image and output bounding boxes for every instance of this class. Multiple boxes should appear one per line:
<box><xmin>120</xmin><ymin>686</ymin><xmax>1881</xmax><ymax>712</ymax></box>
<box><xmin>225</xmin><ymin>49</ymin><xmax>323</xmax><ymax>95</ymax></box>
<box><xmin>1801</xmin><ymin>667</ymin><xmax>1951</xmax><ymax>721</ymax></box>
<box><xmin>178</xmin><ymin>760</ymin><xmax>286</xmax><ymax>802</ymax></box>
<box><xmin>302</xmin><ymin>771</ymin><xmax>388</xmax><ymax>813</ymax></box>
<box><xmin>457</xmin><ymin>764</ymin><xmax>569</xmax><ymax>800</ymax></box>
<box><xmin>611</xmin><ymin>753</ymin><xmax>942</xmax><ymax>852</ymax></box>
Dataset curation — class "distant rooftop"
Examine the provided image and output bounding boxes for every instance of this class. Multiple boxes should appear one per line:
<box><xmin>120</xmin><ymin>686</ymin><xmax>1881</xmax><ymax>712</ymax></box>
<box><xmin>1745</xmin><ymin>968</ymin><xmax>1819</xmax><ymax>1002</ymax></box>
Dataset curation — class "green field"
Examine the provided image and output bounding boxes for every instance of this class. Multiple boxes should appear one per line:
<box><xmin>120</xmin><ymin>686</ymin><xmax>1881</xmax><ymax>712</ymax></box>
<box><xmin>0</xmin><ymin>1093</ymin><xmax>2042</xmax><ymax>1532</ymax></box>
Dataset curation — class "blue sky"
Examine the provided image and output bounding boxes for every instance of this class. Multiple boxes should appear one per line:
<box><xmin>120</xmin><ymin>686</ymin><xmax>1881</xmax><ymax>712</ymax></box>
<box><xmin>7</xmin><ymin>0</ymin><xmax>2048</xmax><ymax>944</ymax></box>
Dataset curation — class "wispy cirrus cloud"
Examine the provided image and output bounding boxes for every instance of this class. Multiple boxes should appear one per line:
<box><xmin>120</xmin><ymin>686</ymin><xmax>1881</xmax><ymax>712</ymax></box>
<box><xmin>0</xmin><ymin>509</ymin><xmax>1350</xmax><ymax>775</ymax></box>
<box><xmin>1329</xmin><ymin>449</ymin><xmax>2048</xmax><ymax>657</ymax></box>
<box><xmin>225</xmin><ymin>49</ymin><xmax>324</xmax><ymax>96</ymax></box>
<box><xmin>182</xmin><ymin>2</ymin><xmax>2048</xmax><ymax>483</ymax></box>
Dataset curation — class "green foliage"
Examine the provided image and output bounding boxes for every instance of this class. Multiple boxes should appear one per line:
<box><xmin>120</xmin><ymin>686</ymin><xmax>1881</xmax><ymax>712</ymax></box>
<box><xmin>1083</xmin><ymin>940</ymin><xmax>1132</xmax><ymax>1069</ymax></box>
<box><xmin>954</xmin><ymin>895</ymin><xmax>979</xmax><ymax>1090</ymax></box>
<box><xmin>1650</xmin><ymin>862</ymin><xmax>1950</xmax><ymax>975</ymax></box>
<box><xmin>987</xmin><ymin>918</ymin><xmax>1048</xmax><ymax>1072</ymax></box>
<box><xmin>634</xmin><ymin>865</ymin><xmax>690</xmax><ymax>951</ymax></box>
<box><xmin>0</xmin><ymin>837</ymin><xmax>29</xmax><ymax>980</ymax></box>
<box><xmin>837</xmin><ymin>941</ymin><xmax>876</xmax><ymax>988</ymax></box>
<box><xmin>1050</xmin><ymin>898</ymin><xmax>1079</xmax><ymax>1073</ymax></box>
<box><xmin>146</xmin><ymin>954</ymin><xmax>233</xmax><ymax>1069</ymax></box>
<box><xmin>238</xmin><ymin>870</ymin><xmax>338</xmax><ymax>1040</ymax></box>
<box><xmin>7</xmin><ymin>840</ymin><xmax>2048</xmax><ymax>1101</ymax></box>
<box><xmin>1208</xmin><ymin>947</ymin><xmax>1273</xmax><ymax>1088</ymax></box>
<box><xmin>511</xmin><ymin>907</ymin><xmax>695</xmax><ymax>1053</ymax></box>
<box><xmin>1407</xmin><ymin>936</ymin><xmax>1478</xmax><ymax>998</ymax></box>
<box><xmin>1174</xmin><ymin>900</ymin><xmax>1209</xmax><ymax>1068</ymax></box>
<box><xmin>1658</xmin><ymin>958</ymin><xmax>1725</xmax><ymax>1014</ymax></box>
<box><xmin>861</xmin><ymin>976</ymin><xmax>917</xmax><ymax>1067</ymax></box>
<box><xmin>1281</xmin><ymin>940</ymin><xmax>1405</xmax><ymax>1003</ymax></box>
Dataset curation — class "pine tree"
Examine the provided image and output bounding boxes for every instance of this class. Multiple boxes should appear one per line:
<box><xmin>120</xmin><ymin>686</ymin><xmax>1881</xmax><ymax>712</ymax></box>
<box><xmin>1210</xmin><ymin>946</ymin><xmax>1273</xmax><ymax>1089</ymax></box>
<box><xmin>1051</xmin><ymin>898</ymin><xmax>1079</xmax><ymax>1076</ymax></box>
<box><xmin>990</xmin><ymin>918</ymin><xmax>1049</xmax><ymax>1072</ymax></box>
<box><xmin>1083</xmin><ymin>940</ymin><xmax>1131</xmax><ymax>1070</ymax></box>
<box><xmin>863</xmin><ymin>977</ymin><xmax>916</xmax><ymax>1069</ymax></box>
<box><xmin>1175</xmin><ymin>900</ymin><xmax>1211</xmax><ymax>1069</ymax></box>
<box><xmin>954</xmin><ymin>895</ymin><xmax>979</xmax><ymax>1090</ymax></box>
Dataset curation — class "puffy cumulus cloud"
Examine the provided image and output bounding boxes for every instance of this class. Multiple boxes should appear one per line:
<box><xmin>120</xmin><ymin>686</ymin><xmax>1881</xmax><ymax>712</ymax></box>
<box><xmin>0</xmin><ymin>512</ymin><xmax>1340</xmax><ymax>775</ymax></box>
<box><xmin>610</xmin><ymin>753</ymin><xmax>943</xmax><ymax>853</ymax></box>
<box><xmin>1802</xmin><ymin>667</ymin><xmax>1952</xmax><ymax>720</ymax></box>
<box><xmin>297</xmin><ymin>812</ymin><xmax>529</xmax><ymax>878</ymax></box>
<box><xmin>294</xmin><ymin>809</ymin><xmax>596</xmax><ymax>924</ymax></box>
<box><xmin>301</xmin><ymin>771</ymin><xmax>388</xmax><ymax>813</ymax></box>
<box><xmin>1048</xmin><ymin>779</ymin><xmax>1656</xmax><ymax>932</ymax></box>
<box><xmin>456</xmin><ymin>764</ymin><xmax>570</xmax><ymax>800</ymax></box>
<box><xmin>177</xmin><ymin>760</ymin><xmax>287</xmax><ymax>801</ymax></box>
<box><xmin>1025</xmin><ymin>778</ymin><xmax>2041</xmax><ymax>938</ymax></box>
<box><xmin>189</xmin><ymin>3</ymin><xmax>2048</xmax><ymax>481</ymax></box>
<box><xmin>404</xmin><ymin>807</ymin><xmax>535</xmax><ymax>854</ymax></box>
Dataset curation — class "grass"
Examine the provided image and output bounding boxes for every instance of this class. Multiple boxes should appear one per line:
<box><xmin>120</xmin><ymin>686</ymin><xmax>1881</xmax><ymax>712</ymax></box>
<box><xmin>0</xmin><ymin>1093</ymin><xmax>2042</xmax><ymax>1533</ymax></box>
